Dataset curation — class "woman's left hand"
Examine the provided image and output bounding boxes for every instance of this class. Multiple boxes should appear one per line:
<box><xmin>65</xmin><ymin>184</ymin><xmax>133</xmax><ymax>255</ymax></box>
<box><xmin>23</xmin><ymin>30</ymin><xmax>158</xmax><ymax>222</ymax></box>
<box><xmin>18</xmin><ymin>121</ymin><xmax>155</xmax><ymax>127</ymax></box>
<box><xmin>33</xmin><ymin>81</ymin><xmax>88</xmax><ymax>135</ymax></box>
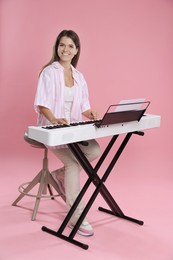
<box><xmin>83</xmin><ymin>109</ymin><xmax>99</xmax><ymax>120</ymax></box>
<box><xmin>88</xmin><ymin>110</ymin><xmax>99</xmax><ymax>120</ymax></box>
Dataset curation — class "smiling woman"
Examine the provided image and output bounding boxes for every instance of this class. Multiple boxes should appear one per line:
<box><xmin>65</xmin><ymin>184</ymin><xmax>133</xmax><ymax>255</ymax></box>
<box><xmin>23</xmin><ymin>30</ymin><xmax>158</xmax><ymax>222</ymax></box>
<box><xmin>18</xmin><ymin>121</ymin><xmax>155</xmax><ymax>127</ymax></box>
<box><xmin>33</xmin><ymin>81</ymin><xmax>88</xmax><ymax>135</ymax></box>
<box><xmin>34</xmin><ymin>29</ymin><xmax>101</xmax><ymax>236</ymax></box>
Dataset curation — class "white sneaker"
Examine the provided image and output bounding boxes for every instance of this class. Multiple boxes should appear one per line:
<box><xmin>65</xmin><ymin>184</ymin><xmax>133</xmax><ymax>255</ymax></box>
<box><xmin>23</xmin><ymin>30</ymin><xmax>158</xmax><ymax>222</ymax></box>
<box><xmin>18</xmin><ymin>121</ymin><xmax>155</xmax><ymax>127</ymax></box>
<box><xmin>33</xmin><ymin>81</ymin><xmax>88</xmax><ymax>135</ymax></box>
<box><xmin>69</xmin><ymin>220</ymin><xmax>94</xmax><ymax>236</ymax></box>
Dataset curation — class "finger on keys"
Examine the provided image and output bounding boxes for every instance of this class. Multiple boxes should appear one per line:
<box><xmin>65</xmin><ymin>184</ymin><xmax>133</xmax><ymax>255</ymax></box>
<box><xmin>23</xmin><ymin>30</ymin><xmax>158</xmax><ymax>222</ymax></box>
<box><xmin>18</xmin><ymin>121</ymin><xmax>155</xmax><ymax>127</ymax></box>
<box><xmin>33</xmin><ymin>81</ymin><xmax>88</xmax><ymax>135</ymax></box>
<box><xmin>90</xmin><ymin>111</ymin><xmax>98</xmax><ymax>120</ymax></box>
<box><xmin>61</xmin><ymin>118</ymin><xmax>69</xmax><ymax>125</ymax></box>
<box><xmin>52</xmin><ymin>118</ymin><xmax>69</xmax><ymax>125</ymax></box>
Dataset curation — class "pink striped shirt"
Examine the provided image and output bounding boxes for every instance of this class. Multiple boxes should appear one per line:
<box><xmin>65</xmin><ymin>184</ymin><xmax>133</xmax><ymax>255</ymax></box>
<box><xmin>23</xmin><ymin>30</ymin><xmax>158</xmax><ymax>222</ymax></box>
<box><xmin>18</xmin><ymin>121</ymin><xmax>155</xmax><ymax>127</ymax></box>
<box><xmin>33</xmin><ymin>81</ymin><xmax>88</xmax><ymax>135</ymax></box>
<box><xmin>34</xmin><ymin>61</ymin><xmax>91</xmax><ymax>126</ymax></box>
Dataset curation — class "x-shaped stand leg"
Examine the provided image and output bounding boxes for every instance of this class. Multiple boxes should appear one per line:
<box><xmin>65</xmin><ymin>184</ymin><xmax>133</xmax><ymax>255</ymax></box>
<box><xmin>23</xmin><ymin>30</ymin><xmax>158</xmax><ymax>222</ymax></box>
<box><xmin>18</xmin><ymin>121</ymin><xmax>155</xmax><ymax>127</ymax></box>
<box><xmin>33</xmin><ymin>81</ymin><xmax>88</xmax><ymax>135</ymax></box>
<box><xmin>42</xmin><ymin>131</ymin><xmax>144</xmax><ymax>249</ymax></box>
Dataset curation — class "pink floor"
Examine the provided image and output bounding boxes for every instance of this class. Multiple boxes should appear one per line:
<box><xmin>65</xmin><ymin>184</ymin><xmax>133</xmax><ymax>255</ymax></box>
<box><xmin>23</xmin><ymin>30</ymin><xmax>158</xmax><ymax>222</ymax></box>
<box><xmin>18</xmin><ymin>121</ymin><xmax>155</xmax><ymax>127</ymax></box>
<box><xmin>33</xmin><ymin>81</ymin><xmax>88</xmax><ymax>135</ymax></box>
<box><xmin>1</xmin><ymin>137</ymin><xmax>173</xmax><ymax>260</ymax></box>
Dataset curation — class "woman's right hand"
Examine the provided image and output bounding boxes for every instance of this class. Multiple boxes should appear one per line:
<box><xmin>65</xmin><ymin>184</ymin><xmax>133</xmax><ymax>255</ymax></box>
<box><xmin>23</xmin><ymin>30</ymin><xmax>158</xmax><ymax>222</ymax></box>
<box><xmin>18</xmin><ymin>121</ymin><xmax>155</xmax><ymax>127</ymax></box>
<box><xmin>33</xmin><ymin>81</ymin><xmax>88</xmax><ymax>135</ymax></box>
<box><xmin>38</xmin><ymin>106</ymin><xmax>68</xmax><ymax>125</ymax></box>
<box><xmin>51</xmin><ymin>118</ymin><xmax>69</xmax><ymax>125</ymax></box>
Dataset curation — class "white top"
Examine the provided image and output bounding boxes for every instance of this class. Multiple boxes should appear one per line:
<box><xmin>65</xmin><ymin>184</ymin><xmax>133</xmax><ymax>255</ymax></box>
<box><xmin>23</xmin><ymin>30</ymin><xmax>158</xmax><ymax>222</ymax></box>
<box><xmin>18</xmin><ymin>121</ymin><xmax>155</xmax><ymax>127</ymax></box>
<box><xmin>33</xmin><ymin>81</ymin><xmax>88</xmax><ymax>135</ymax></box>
<box><xmin>64</xmin><ymin>86</ymin><xmax>75</xmax><ymax>123</ymax></box>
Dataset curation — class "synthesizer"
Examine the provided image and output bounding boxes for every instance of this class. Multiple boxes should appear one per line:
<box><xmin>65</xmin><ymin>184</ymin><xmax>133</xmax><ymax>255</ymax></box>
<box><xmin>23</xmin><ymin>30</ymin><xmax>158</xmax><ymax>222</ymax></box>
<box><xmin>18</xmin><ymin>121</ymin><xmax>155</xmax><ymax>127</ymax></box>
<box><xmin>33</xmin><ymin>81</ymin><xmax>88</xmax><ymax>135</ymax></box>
<box><xmin>27</xmin><ymin>114</ymin><xmax>160</xmax><ymax>146</ymax></box>
<box><xmin>28</xmin><ymin>114</ymin><xmax>160</xmax><ymax>146</ymax></box>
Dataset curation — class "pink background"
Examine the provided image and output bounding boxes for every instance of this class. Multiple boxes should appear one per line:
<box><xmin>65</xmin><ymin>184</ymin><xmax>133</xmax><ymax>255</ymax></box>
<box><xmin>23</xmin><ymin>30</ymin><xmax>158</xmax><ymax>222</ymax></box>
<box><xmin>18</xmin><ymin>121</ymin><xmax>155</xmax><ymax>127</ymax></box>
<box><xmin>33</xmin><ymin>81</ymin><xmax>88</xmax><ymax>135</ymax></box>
<box><xmin>1</xmin><ymin>0</ymin><xmax>173</xmax><ymax>259</ymax></box>
<box><xmin>1</xmin><ymin>0</ymin><xmax>173</xmax><ymax>157</ymax></box>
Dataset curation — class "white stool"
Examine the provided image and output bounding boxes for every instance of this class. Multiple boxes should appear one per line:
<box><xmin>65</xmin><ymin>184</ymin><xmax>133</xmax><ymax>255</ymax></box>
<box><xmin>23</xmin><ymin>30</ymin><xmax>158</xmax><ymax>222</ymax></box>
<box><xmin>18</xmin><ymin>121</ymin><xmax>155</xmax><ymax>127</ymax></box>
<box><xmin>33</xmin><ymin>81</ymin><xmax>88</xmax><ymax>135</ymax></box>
<box><xmin>12</xmin><ymin>133</ymin><xmax>65</xmax><ymax>220</ymax></box>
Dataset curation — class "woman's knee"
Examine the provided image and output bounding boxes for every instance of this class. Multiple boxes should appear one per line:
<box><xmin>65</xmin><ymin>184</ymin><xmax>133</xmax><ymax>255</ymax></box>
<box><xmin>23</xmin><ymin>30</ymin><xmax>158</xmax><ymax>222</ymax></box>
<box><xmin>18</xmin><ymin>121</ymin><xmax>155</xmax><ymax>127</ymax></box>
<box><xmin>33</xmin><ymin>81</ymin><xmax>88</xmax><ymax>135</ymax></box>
<box><xmin>87</xmin><ymin>140</ymin><xmax>101</xmax><ymax>161</ymax></box>
<box><xmin>93</xmin><ymin>141</ymin><xmax>101</xmax><ymax>157</ymax></box>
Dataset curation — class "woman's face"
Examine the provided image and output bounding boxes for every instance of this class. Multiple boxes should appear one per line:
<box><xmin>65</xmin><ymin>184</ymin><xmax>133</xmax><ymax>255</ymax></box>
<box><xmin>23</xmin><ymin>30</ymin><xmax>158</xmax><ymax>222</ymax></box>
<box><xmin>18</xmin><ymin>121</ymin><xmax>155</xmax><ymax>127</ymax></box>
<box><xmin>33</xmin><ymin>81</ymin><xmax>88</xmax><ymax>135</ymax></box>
<box><xmin>57</xmin><ymin>36</ymin><xmax>78</xmax><ymax>64</ymax></box>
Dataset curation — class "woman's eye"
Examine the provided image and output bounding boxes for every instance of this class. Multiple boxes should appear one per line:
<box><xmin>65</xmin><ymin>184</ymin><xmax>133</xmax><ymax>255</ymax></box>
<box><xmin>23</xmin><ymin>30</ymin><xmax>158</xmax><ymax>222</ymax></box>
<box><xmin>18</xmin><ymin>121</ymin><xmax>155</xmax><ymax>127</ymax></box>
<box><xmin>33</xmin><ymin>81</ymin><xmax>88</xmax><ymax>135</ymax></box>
<box><xmin>59</xmin><ymin>44</ymin><xmax>74</xmax><ymax>48</ymax></box>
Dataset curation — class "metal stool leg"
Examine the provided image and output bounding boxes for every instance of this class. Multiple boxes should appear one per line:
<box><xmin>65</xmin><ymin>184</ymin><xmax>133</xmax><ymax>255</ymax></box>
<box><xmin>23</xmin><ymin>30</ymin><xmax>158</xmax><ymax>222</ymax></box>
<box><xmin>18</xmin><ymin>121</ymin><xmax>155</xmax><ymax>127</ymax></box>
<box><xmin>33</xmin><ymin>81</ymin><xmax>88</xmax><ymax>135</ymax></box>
<box><xmin>12</xmin><ymin>148</ymin><xmax>64</xmax><ymax>220</ymax></box>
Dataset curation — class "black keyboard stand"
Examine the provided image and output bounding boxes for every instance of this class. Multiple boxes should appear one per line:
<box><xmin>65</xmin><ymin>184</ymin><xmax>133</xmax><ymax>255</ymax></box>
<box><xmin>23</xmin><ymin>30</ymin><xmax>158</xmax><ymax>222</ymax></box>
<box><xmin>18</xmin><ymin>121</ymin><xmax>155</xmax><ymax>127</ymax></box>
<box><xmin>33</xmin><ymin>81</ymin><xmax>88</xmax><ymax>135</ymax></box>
<box><xmin>42</xmin><ymin>130</ymin><xmax>144</xmax><ymax>250</ymax></box>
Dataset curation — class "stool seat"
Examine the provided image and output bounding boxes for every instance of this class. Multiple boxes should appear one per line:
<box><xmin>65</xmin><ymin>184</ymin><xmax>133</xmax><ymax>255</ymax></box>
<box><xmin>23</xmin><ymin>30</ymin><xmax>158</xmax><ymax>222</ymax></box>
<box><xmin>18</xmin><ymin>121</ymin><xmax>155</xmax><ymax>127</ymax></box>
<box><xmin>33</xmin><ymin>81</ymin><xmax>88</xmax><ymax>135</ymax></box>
<box><xmin>12</xmin><ymin>132</ymin><xmax>65</xmax><ymax>220</ymax></box>
<box><xmin>24</xmin><ymin>132</ymin><xmax>45</xmax><ymax>148</ymax></box>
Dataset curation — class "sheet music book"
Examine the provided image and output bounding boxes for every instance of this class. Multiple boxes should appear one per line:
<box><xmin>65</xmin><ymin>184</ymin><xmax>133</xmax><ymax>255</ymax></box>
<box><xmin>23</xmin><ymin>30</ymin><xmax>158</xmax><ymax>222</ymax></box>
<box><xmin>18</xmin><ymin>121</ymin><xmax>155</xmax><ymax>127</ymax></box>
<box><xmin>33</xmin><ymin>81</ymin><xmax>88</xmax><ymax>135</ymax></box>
<box><xmin>115</xmin><ymin>98</ymin><xmax>146</xmax><ymax>112</ymax></box>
